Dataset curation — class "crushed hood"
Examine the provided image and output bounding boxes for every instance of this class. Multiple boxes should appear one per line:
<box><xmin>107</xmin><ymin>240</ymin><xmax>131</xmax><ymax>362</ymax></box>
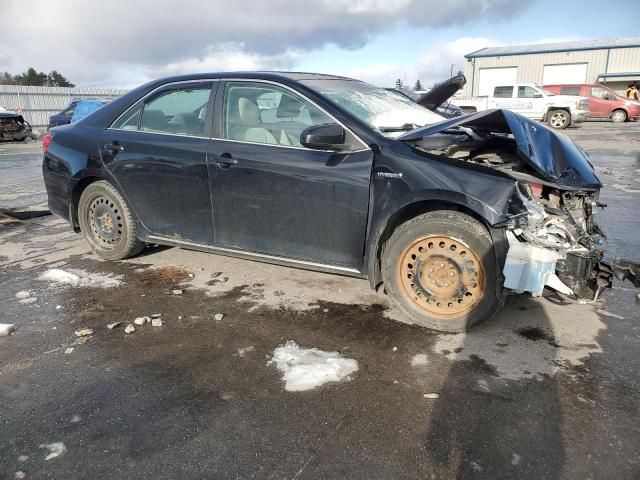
<box><xmin>415</xmin><ymin>75</ymin><xmax>466</xmax><ymax>111</ymax></box>
<box><xmin>398</xmin><ymin>109</ymin><xmax>601</xmax><ymax>190</ymax></box>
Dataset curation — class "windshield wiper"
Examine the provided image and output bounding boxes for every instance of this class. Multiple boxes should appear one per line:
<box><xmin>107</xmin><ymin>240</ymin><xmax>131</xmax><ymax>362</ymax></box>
<box><xmin>378</xmin><ymin>123</ymin><xmax>417</xmax><ymax>133</ymax></box>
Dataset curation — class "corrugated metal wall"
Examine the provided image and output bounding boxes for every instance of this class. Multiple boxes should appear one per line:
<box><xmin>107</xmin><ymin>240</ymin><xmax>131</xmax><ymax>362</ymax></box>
<box><xmin>0</xmin><ymin>85</ymin><xmax>128</xmax><ymax>128</ymax></box>
<box><xmin>463</xmin><ymin>46</ymin><xmax>640</xmax><ymax>96</ymax></box>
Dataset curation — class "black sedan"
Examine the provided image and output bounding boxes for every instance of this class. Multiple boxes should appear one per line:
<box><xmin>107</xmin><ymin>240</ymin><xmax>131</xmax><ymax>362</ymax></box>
<box><xmin>42</xmin><ymin>72</ymin><xmax>613</xmax><ymax>332</ymax></box>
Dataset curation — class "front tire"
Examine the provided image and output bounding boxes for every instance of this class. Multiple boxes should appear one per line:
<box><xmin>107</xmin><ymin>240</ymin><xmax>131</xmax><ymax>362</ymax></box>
<box><xmin>548</xmin><ymin>109</ymin><xmax>571</xmax><ymax>129</ymax></box>
<box><xmin>611</xmin><ymin>109</ymin><xmax>627</xmax><ymax>123</ymax></box>
<box><xmin>78</xmin><ymin>180</ymin><xmax>145</xmax><ymax>260</ymax></box>
<box><xmin>381</xmin><ymin>211</ymin><xmax>501</xmax><ymax>332</ymax></box>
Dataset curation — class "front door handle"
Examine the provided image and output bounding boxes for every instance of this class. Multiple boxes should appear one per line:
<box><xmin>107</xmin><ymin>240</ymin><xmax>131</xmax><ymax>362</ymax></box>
<box><xmin>104</xmin><ymin>142</ymin><xmax>124</xmax><ymax>154</ymax></box>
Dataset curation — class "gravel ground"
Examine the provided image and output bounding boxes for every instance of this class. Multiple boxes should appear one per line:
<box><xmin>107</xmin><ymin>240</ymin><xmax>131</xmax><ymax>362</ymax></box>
<box><xmin>0</xmin><ymin>121</ymin><xmax>639</xmax><ymax>479</ymax></box>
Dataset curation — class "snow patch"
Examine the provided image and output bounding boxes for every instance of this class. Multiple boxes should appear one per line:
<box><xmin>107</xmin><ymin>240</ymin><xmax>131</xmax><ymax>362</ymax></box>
<box><xmin>268</xmin><ymin>341</ymin><xmax>358</xmax><ymax>392</ymax></box>
<box><xmin>38</xmin><ymin>268</ymin><xmax>123</xmax><ymax>288</ymax></box>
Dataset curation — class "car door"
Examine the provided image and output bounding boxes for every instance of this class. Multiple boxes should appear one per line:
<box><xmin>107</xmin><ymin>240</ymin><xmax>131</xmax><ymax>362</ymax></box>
<box><xmin>101</xmin><ymin>80</ymin><xmax>216</xmax><ymax>245</ymax></box>
<box><xmin>207</xmin><ymin>79</ymin><xmax>373</xmax><ymax>270</ymax></box>
<box><xmin>589</xmin><ymin>87</ymin><xmax>613</xmax><ymax>118</ymax></box>
<box><xmin>516</xmin><ymin>85</ymin><xmax>543</xmax><ymax>119</ymax></box>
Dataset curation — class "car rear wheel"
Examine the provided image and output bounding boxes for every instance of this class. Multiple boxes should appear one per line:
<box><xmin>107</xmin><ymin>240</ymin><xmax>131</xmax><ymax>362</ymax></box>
<box><xmin>381</xmin><ymin>211</ymin><xmax>501</xmax><ymax>332</ymax></box>
<box><xmin>78</xmin><ymin>180</ymin><xmax>145</xmax><ymax>260</ymax></box>
<box><xmin>548</xmin><ymin>109</ymin><xmax>570</xmax><ymax>129</ymax></box>
<box><xmin>611</xmin><ymin>109</ymin><xmax>627</xmax><ymax>123</ymax></box>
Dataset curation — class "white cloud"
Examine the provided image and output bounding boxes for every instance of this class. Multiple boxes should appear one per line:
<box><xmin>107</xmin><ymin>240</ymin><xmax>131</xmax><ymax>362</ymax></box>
<box><xmin>0</xmin><ymin>0</ymin><xmax>531</xmax><ymax>86</ymax></box>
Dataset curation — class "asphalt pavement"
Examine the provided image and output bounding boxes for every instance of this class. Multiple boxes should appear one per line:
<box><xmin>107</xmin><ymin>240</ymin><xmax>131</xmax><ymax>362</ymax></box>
<box><xmin>1</xmin><ymin>121</ymin><xmax>639</xmax><ymax>479</ymax></box>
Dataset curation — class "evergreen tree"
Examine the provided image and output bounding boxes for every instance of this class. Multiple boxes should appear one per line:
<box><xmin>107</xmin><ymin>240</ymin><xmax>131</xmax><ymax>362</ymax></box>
<box><xmin>414</xmin><ymin>79</ymin><xmax>423</xmax><ymax>91</ymax></box>
<box><xmin>395</xmin><ymin>78</ymin><xmax>403</xmax><ymax>89</ymax></box>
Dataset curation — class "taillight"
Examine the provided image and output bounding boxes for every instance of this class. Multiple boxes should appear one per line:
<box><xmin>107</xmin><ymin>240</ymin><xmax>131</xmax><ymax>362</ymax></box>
<box><xmin>42</xmin><ymin>134</ymin><xmax>52</xmax><ymax>153</ymax></box>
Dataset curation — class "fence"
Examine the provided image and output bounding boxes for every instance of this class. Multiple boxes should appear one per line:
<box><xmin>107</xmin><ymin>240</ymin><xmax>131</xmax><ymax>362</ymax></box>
<box><xmin>0</xmin><ymin>85</ymin><xmax>129</xmax><ymax>129</ymax></box>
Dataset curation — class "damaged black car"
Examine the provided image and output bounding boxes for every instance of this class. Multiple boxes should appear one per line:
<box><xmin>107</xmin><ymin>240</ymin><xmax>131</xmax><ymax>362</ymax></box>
<box><xmin>42</xmin><ymin>72</ymin><xmax>633</xmax><ymax>332</ymax></box>
<box><xmin>0</xmin><ymin>108</ymin><xmax>37</xmax><ymax>142</ymax></box>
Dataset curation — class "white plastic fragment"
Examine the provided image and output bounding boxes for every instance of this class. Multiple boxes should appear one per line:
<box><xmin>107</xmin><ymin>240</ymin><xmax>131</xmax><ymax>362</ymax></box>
<box><xmin>151</xmin><ymin>318</ymin><xmax>163</xmax><ymax>327</ymax></box>
<box><xmin>40</xmin><ymin>442</ymin><xmax>67</xmax><ymax>460</ymax></box>
<box><xmin>133</xmin><ymin>317</ymin><xmax>147</xmax><ymax>326</ymax></box>
<box><xmin>172</xmin><ymin>289</ymin><xmax>183</xmax><ymax>295</ymax></box>
<box><xmin>0</xmin><ymin>324</ymin><xmax>16</xmax><ymax>337</ymax></box>
<box><xmin>107</xmin><ymin>321</ymin><xmax>122</xmax><ymax>330</ymax></box>
<box><xmin>64</xmin><ymin>347</ymin><xmax>74</xmax><ymax>354</ymax></box>
<box><xmin>214</xmin><ymin>313</ymin><xmax>224</xmax><ymax>321</ymax></box>
<box><xmin>151</xmin><ymin>313</ymin><xmax>162</xmax><ymax>318</ymax></box>
<box><xmin>124</xmin><ymin>324</ymin><xmax>135</xmax><ymax>334</ymax></box>
<box><xmin>392</xmin><ymin>346</ymin><xmax>398</xmax><ymax>352</ymax></box>
<box><xmin>423</xmin><ymin>393</ymin><xmax>439</xmax><ymax>399</ymax></box>
<box><xmin>15</xmin><ymin>290</ymin><xmax>31</xmax><ymax>299</ymax></box>
<box><xmin>18</xmin><ymin>297</ymin><xmax>38</xmax><ymax>305</ymax></box>
<box><xmin>17</xmin><ymin>455</ymin><xmax>29</xmax><ymax>463</ymax></box>
<box><xmin>15</xmin><ymin>471</ymin><xmax>26</xmax><ymax>479</ymax></box>
<box><xmin>237</xmin><ymin>346</ymin><xmax>254</xmax><ymax>357</ymax></box>
<box><xmin>74</xmin><ymin>328</ymin><xmax>93</xmax><ymax>337</ymax></box>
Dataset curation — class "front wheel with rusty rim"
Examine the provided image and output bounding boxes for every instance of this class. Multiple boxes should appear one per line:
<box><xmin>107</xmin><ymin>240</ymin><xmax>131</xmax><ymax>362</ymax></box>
<box><xmin>78</xmin><ymin>180</ymin><xmax>145</xmax><ymax>260</ymax></box>
<box><xmin>382</xmin><ymin>211</ymin><xmax>501</xmax><ymax>332</ymax></box>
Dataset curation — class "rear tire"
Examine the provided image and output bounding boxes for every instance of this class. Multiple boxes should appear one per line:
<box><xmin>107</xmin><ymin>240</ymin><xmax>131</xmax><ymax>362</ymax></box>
<box><xmin>78</xmin><ymin>180</ymin><xmax>145</xmax><ymax>260</ymax></box>
<box><xmin>611</xmin><ymin>109</ymin><xmax>627</xmax><ymax>123</ymax></box>
<box><xmin>381</xmin><ymin>211</ymin><xmax>501</xmax><ymax>332</ymax></box>
<box><xmin>548</xmin><ymin>109</ymin><xmax>570</xmax><ymax>129</ymax></box>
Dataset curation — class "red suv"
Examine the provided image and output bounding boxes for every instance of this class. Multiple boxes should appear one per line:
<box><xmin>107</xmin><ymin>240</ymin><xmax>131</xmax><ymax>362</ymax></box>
<box><xmin>544</xmin><ymin>83</ymin><xmax>640</xmax><ymax>122</ymax></box>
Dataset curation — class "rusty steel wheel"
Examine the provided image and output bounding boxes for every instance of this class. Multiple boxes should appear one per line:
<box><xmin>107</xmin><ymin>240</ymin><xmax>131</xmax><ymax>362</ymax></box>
<box><xmin>397</xmin><ymin>235</ymin><xmax>486</xmax><ymax>319</ymax></box>
<box><xmin>382</xmin><ymin>211</ymin><xmax>500</xmax><ymax>332</ymax></box>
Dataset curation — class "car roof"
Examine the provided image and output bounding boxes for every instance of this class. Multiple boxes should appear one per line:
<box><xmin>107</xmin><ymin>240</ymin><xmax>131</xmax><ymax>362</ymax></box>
<box><xmin>147</xmin><ymin>71</ymin><xmax>359</xmax><ymax>84</ymax></box>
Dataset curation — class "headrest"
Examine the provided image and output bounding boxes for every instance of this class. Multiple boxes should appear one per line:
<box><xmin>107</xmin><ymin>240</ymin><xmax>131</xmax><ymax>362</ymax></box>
<box><xmin>276</xmin><ymin>94</ymin><xmax>303</xmax><ymax>118</ymax></box>
<box><xmin>238</xmin><ymin>97</ymin><xmax>260</xmax><ymax>123</ymax></box>
<box><xmin>141</xmin><ymin>109</ymin><xmax>167</xmax><ymax>130</ymax></box>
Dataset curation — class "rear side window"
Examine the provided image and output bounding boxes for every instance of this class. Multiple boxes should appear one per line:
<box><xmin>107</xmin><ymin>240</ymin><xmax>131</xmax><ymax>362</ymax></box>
<box><xmin>112</xmin><ymin>85</ymin><xmax>212</xmax><ymax>137</ymax></box>
<box><xmin>560</xmin><ymin>87</ymin><xmax>581</xmax><ymax>96</ymax></box>
<box><xmin>493</xmin><ymin>86</ymin><xmax>513</xmax><ymax>98</ymax></box>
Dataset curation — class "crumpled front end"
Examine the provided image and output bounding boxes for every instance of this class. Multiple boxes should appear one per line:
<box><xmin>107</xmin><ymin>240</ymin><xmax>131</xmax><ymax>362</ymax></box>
<box><xmin>502</xmin><ymin>181</ymin><xmax>612</xmax><ymax>300</ymax></box>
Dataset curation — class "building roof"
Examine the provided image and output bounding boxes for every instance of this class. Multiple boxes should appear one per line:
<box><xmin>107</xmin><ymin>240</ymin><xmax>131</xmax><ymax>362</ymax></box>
<box><xmin>465</xmin><ymin>37</ymin><xmax>640</xmax><ymax>58</ymax></box>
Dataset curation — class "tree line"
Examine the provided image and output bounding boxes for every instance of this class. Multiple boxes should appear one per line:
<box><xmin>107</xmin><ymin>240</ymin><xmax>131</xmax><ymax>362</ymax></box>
<box><xmin>1</xmin><ymin>68</ymin><xmax>75</xmax><ymax>87</ymax></box>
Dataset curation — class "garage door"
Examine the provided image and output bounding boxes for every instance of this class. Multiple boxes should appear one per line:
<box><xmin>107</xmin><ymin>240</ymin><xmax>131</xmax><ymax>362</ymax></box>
<box><xmin>478</xmin><ymin>67</ymin><xmax>518</xmax><ymax>96</ymax></box>
<box><xmin>543</xmin><ymin>63</ymin><xmax>588</xmax><ymax>85</ymax></box>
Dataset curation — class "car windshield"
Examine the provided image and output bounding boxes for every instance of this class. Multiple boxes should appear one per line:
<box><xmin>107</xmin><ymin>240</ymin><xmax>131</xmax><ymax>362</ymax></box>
<box><xmin>299</xmin><ymin>79</ymin><xmax>444</xmax><ymax>136</ymax></box>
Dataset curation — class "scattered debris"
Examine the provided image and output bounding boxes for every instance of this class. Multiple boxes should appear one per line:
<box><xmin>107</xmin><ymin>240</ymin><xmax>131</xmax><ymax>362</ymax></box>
<box><xmin>40</xmin><ymin>442</ymin><xmax>67</xmax><ymax>461</ymax></box>
<box><xmin>18</xmin><ymin>297</ymin><xmax>38</xmax><ymax>305</ymax></box>
<box><xmin>15</xmin><ymin>290</ymin><xmax>31</xmax><ymax>299</ymax></box>
<box><xmin>392</xmin><ymin>346</ymin><xmax>398</xmax><ymax>352</ymax></box>
<box><xmin>178</xmin><ymin>315</ymin><xmax>183</xmax><ymax>320</ymax></box>
<box><xmin>56</xmin><ymin>305</ymin><xmax>63</xmax><ymax>310</ymax></box>
<box><xmin>322</xmin><ymin>308</ymin><xmax>329</xmax><ymax>313</ymax></box>
<box><xmin>596</xmin><ymin>309</ymin><xmax>625</xmax><ymax>320</ymax></box>
<box><xmin>107</xmin><ymin>321</ymin><xmax>122</xmax><ymax>330</ymax></box>
<box><xmin>124</xmin><ymin>324</ymin><xmax>135</xmax><ymax>334</ymax></box>
<box><xmin>39</xmin><ymin>268</ymin><xmax>122</xmax><ymax>288</ymax></box>
<box><xmin>64</xmin><ymin>347</ymin><xmax>74</xmax><ymax>354</ymax></box>
<box><xmin>237</xmin><ymin>346</ymin><xmax>255</xmax><ymax>357</ymax></box>
<box><xmin>477</xmin><ymin>379</ymin><xmax>490</xmax><ymax>392</ymax></box>
<box><xmin>423</xmin><ymin>393</ymin><xmax>439</xmax><ymax>399</ymax></box>
<box><xmin>151</xmin><ymin>318</ymin><xmax>163</xmax><ymax>327</ymax></box>
<box><xmin>470</xmin><ymin>461</ymin><xmax>484</xmax><ymax>472</ymax></box>
<box><xmin>70</xmin><ymin>415</ymin><xmax>81</xmax><ymax>423</ymax></box>
<box><xmin>15</xmin><ymin>471</ymin><xmax>26</xmax><ymax>480</ymax></box>
<box><xmin>511</xmin><ymin>453</ymin><xmax>522</xmax><ymax>466</ymax></box>
<box><xmin>214</xmin><ymin>313</ymin><xmax>224</xmax><ymax>321</ymax></box>
<box><xmin>74</xmin><ymin>328</ymin><xmax>93</xmax><ymax>337</ymax></box>
<box><xmin>410</xmin><ymin>354</ymin><xmax>429</xmax><ymax>366</ymax></box>
<box><xmin>268</xmin><ymin>341</ymin><xmax>358</xmax><ymax>391</ymax></box>
<box><xmin>188</xmin><ymin>273</ymin><xmax>194</xmax><ymax>278</ymax></box>
<box><xmin>172</xmin><ymin>289</ymin><xmax>183</xmax><ymax>295</ymax></box>
<box><xmin>0</xmin><ymin>323</ymin><xmax>16</xmax><ymax>337</ymax></box>
<box><xmin>133</xmin><ymin>317</ymin><xmax>147</xmax><ymax>326</ymax></box>
<box><xmin>17</xmin><ymin>455</ymin><xmax>29</xmax><ymax>463</ymax></box>
<box><xmin>637</xmin><ymin>293</ymin><xmax>640</xmax><ymax>305</ymax></box>
<box><xmin>151</xmin><ymin>313</ymin><xmax>162</xmax><ymax>318</ymax></box>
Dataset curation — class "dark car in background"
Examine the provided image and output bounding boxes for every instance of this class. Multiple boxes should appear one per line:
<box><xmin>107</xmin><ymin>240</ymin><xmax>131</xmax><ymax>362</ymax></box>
<box><xmin>0</xmin><ymin>107</ymin><xmax>37</xmax><ymax>142</ymax></box>
<box><xmin>42</xmin><ymin>71</ymin><xmax>617</xmax><ymax>333</ymax></box>
<box><xmin>544</xmin><ymin>83</ymin><xmax>640</xmax><ymax>122</ymax></box>
<box><xmin>48</xmin><ymin>98</ymin><xmax>109</xmax><ymax>130</ymax></box>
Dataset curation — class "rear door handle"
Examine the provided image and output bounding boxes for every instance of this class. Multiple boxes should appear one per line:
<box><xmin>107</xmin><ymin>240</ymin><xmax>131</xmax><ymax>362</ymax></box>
<box><xmin>104</xmin><ymin>142</ymin><xmax>124</xmax><ymax>154</ymax></box>
<box><xmin>211</xmin><ymin>152</ymin><xmax>238</xmax><ymax>167</ymax></box>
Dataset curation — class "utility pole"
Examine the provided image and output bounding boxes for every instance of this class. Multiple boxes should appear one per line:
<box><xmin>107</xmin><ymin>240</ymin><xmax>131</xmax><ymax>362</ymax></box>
<box><xmin>450</xmin><ymin>64</ymin><xmax>456</xmax><ymax>77</ymax></box>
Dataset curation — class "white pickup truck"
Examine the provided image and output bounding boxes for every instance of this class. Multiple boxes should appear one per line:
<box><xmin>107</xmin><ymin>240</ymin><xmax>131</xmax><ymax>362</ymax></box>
<box><xmin>455</xmin><ymin>83</ymin><xmax>589</xmax><ymax>129</ymax></box>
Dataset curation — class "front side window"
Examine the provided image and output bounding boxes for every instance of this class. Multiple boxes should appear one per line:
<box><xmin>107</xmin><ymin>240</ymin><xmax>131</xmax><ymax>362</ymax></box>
<box><xmin>517</xmin><ymin>86</ymin><xmax>539</xmax><ymax>98</ymax></box>
<box><xmin>493</xmin><ymin>86</ymin><xmax>514</xmax><ymax>98</ymax></box>
<box><xmin>222</xmin><ymin>81</ymin><xmax>335</xmax><ymax>147</ymax></box>
<box><xmin>591</xmin><ymin>87</ymin><xmax>609</xmax><ymax>100</ymax></box>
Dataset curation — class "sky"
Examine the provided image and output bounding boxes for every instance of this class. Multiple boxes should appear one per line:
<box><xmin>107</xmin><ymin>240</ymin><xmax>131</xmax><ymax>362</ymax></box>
<box><xmin>0</xmin><ymin>0</ymin><xmax>637</xmax><ymax>89</ymax></box>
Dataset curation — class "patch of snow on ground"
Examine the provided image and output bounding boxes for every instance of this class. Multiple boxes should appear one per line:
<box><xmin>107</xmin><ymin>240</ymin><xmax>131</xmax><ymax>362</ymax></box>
<box><xmin>38</xmin><ymin>268</ymin><xmax>123</xmax><ymax>288</ymax></box>
<box><xmin>269</xmin><ymin>341</ymin><xmax>358</xmax><ymax>392</ymax></box>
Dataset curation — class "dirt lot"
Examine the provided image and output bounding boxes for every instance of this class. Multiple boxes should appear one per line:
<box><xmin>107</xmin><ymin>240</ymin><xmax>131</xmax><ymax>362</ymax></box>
<box><xmin>1</xmin><ymin>121</ymin><xmax>639</xmax><ymax>479</ymax></box>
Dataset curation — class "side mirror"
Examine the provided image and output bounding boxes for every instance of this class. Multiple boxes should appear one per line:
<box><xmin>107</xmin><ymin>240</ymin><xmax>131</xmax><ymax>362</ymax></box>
<box><xmin>300</xmin><ymin>123</ymin><xmax>346</xmax><ymax>150</ymax></box>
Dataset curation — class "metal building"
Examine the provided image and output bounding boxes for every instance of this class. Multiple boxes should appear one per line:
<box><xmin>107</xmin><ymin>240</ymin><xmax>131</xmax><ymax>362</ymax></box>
<box><xmin>462</xmin><ymin>37</ymin><xmax>640</xmax><ymax>96</ymax></box>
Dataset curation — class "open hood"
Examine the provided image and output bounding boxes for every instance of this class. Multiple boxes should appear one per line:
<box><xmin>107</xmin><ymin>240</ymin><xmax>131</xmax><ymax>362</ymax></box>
<box><xmin>415</xmin><ymin>75</ymin><xmax>466</xmax><ymax>111</ymax></box>
<box><xmin>398</xmin><ymin>109</ymin><xmax>601</xmax><ymax>190</ymax></box>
